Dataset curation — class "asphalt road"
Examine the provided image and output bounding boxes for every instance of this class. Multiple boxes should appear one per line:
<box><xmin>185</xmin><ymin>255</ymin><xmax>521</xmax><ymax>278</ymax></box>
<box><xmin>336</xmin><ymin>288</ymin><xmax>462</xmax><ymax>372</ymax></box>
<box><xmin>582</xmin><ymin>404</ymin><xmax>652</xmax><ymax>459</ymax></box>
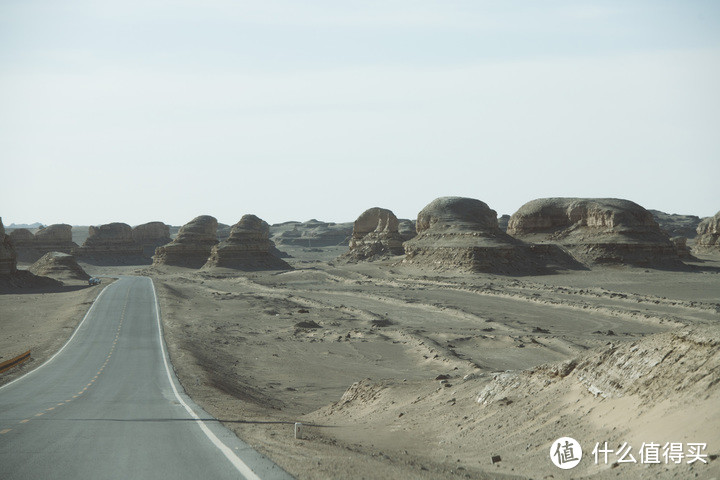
<box><xmin>0</xmin><ymin>276</ymin><xmax>292</xmax><ymax>480</ymax></box>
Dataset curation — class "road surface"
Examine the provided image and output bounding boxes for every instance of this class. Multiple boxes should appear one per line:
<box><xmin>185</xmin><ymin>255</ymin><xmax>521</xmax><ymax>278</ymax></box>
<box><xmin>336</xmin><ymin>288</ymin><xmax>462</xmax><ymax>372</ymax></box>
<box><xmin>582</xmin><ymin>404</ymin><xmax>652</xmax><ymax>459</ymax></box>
<box><xmin>0</xmin><ymin>276</ymin><xmax>292</xmax><ymax>480</ymax></box>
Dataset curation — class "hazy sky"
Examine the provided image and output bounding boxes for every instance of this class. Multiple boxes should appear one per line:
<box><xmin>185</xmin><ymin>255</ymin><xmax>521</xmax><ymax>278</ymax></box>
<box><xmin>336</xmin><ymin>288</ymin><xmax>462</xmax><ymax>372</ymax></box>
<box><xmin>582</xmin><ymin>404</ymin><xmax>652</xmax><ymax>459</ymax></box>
<box><xmin>2</xmin><ymin>1</ymin><xmax>719</xmax><ymax>227</ymax></box>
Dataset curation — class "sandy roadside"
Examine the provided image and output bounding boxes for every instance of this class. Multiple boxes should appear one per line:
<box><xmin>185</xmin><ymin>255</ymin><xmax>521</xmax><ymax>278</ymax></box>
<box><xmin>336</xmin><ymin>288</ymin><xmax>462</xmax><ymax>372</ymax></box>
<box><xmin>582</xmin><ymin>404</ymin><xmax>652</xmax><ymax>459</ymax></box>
<box><xmin>146</xmin><ymin>254</ymin><xmax>720</xmax><ymax>479</ymax></box>
<box><xmin>0</xmin><ymin>274</ymin><xmax>114</xmax><ymax>387</ymax></box>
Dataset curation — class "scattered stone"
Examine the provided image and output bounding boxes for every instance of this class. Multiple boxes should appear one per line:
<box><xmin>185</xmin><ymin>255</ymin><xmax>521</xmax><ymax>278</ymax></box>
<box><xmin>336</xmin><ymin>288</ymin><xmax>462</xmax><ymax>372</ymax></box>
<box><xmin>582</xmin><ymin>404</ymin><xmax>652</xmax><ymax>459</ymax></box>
<box><xmin>154</xmin><ymin>215</ymin><xmax>219</xmax><ymax>268</ymax></box>
<box><xmin>295</xmin><ymin>320</ymin><xmax>322</xmax><ymax>329</ymax></box>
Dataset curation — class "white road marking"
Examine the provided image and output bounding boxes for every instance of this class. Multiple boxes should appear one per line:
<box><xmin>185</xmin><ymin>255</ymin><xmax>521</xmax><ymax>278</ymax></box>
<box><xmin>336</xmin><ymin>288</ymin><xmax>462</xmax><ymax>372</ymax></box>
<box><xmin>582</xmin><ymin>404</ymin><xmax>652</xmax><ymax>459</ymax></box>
<box><xmin>150</xmin><ymin>278</ymin><xmax>262</xmax><ymax>480</ymax></box>
<box><xmin>0</xmin><ymin>283</ymin><xmax>114</xmax><ymax>392</ymax></box>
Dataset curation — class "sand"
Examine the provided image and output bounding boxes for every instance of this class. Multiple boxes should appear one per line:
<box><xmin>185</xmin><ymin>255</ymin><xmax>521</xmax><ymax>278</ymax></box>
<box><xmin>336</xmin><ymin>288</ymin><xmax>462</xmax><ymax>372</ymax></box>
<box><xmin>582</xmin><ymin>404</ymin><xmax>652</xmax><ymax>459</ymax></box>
<box><xmin>2</xmin><ymin>249</ymin><xmax>719</xmax><ymax>479</ymax></box>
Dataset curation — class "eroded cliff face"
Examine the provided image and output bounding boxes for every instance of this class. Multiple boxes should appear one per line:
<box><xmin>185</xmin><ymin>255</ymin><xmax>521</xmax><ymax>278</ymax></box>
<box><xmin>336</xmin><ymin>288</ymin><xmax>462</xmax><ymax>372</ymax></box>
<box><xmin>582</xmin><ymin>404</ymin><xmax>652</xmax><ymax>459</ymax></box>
<box><xmin>75</xmin><ymin>222</ymin><xmax>144</xmax><ymax>263</ymax></box>
<box><xmin>153</xmin><ymin>215</ymin><xmax>218</xmax><ymax>268</ymax></box>
<box><xmin>403</xmin><ymin>197</ymin><xmax>578</xmax><ymax>274</ymax></box>
<box><xmin>11</xmin><ymin>224</ymin><xmax>78</xmax><ymax>262</ymax></box>
<box><xmin>0</xmin><ymin>218</ymin><xmax>18</xmax><ymax>275</ymax></box>
<box><xmin>695</xmin><ymin>211</ymin><xmax>720</xmax><ymax>250</ymax></box>
<box><xmin>507</xmin><ymin>198</ymin><xmax>683</xmax><ymax>268</ymax></box>
<box><xmin>204</xmin><ymin>214</ymin><xmax>290</xmax><ymax>270</ymax></box>
<box><xmin>132</xmin><ymin>222</ymin><xmax>172</xmax><ymax>257</ymax></box>
<box><xmin>339</xmin><ymin>208</ymin><xmax>405</xmax><ymax>263</ymax></box>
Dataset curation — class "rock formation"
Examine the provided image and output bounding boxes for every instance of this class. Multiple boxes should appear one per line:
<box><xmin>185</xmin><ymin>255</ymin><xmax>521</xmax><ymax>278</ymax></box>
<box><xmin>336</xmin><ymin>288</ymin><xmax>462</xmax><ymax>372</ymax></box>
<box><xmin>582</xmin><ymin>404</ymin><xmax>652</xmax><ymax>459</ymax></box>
<box><xmin>132</xmin><ymin>222</ymin><xmax>172</xmax><ymax>257</ymax></box>
<box><xmin>271</xmin><ymin>219</ymin><xmax>353</xmax><ymax>247</ymax></box>
<box><xmin>0</xmin><ymin>218</ymin><xmax>18</xmax><ymax>275</ymax></box>
<box><xmin>695</xmin><ymin>211</ymin><xmax>720</xmax><ymax>250</ymax></box>
<box><xmin>204</xmin><ymin>214</ymin><xmax>291</xmax><ymax>270</ymax></box>
<box><xmin>29</xmin><ymin>252</ymin><xmax>90</xmax><ymax>281</ymax></box>
<box><xmin>648</xmin><ymin>210</ymin><xmax>701</xmax><ymax>238</ymax></box>
<box><xmin>497</xmin><ymin>214</ymin><xmax>511</xmax><ymax>232</ymax></box>
<box><xmin>507</xmin><ymin>198</ymin><xmax>683</xmax><ymax>268</ymax></box>
<box><xmin>10</xmin><ymin>224</ymin><xmax>78</xmax><ymax>262</ymax></box>
<box><xmin>338</xmin><ymin>208</ymin><xmax>405</xmax><ymax>262</ymax></box>
<box><xmin>403</xmin><ymin>197</ymin><xmax>577</xmax><ymax>274</ymax></box>
<box><xmin>398</xmin><ymin>219</ymin><xmax>417</xmax><ymax>242</ymax></box>
<box><xmin>153</xmin><ymin>215</ymin><xmax>218</xmax><ymax>268</ymax></box>
<box><xmin>75</xmin><ymin>222</ymin><xmax>144</xmax><ymax>264</ymax></box>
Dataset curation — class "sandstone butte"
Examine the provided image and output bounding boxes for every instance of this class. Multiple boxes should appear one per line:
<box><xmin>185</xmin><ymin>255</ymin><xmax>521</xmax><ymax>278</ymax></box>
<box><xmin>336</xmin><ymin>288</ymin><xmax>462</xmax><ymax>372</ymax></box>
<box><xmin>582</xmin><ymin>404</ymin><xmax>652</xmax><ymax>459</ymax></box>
<box><xmin>204</xmin><ymin>214</ymin><xmax>291</xmax><ymax>270</ymax></box>
<box><xmin>75</xmin><ymin>222</ymin><xmax>144</xmax><ymax>263</ymax></box>
<box><xmin>403</xmin><ymin>197</ymin><xmax>577</xmax><ymax>274</ymax></box>
<box><xmin>132</xmin><ymin>221</ymin><xmax>172</xmax><ymax>257</ymax></box>
<box><xmin>153</xmin><ymin>215</ymin><xmax>218</xmax><ymax>268</ymax></box>
<box><xmin>10</xmin><ymin>224</ymin><xmax>77</xmax><ymax>263</ymax></box>
<box><xmin>506</xmin><ymin>197</ymin><xmax>684</xmax><ymax>268</ymax></box>
<box><xmin>695</xmin><ymin>210</ymin><xmax>720</xmax><ymax>250</ymax></box>
<box><xmin>338</xmin><ymin>207</ymin><xmax>405</xmax><ymax>263</ymax></box>
<box><xmin>29</xmin><ymin>252</ymin><xmax>90</xmax><ymax>281</ymax></box>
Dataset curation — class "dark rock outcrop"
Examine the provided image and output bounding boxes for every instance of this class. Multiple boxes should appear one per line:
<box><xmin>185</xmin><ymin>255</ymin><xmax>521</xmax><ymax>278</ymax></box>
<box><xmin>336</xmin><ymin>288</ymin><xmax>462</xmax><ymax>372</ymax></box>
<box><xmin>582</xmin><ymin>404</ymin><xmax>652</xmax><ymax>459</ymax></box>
<box><xmin>398</xmin><ymin>219</ymin><xmax>417</xmax><ymax>242</ymax></box>
<box><xmin>29</xmin><ymin>252</ymin><xmax>90</xmax><ymax>281</ymax></box>
<box><xmin>1</xmin><ymin>218</ymin><xmax>18</xmax><ymax>275</ymax></box>
<box><xmin>403</xmin><ymin>197</ymin><xmax>577</xmax><ymax>274</ymax></box>
<box><xmin>132</xmin><ymin>222</ymin><xmax>172</xmax><ymax>257</ymax></box>
<box><xmin>338</xmin><ymin>208</ymin><xmax>405</xmax><ymax>262</ymax></box>
<box><xmin>507</xmin><ymin>198</ymin><xmax>683</xmax><ymax>268</ymax></box>
<box><xmin>204</xmin><ymin>215</ymin><xmax>291</xmax><ymax>270</ymax></box>
<box><xmin>695</xmin><ymin>211</ymin><xmax>720</xmax><ymax>251</ymax></box>
<box><xmin>153</xmin><ymin>215</ymin><xmax>218</xmax><ymax>268</ymax></box>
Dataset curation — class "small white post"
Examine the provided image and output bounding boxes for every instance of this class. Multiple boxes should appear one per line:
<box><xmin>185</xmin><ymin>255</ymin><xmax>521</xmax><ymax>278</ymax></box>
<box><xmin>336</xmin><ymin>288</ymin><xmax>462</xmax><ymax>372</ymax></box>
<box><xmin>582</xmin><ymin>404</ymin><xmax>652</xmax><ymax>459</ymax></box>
<box><xmin>294</xmin><ymin>422</ymin><xmax>303</xmax><ymax>439</ymax></box>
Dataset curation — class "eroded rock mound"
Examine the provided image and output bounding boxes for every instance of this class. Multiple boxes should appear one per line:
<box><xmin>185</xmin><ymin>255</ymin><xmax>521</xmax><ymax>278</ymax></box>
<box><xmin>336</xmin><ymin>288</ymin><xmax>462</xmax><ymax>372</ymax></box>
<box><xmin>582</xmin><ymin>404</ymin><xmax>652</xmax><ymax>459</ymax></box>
<box><xmin>339</xmin><ymin>208</ymin><xmax>405</xmax><ymax>262</ymax></box>
<box><xmin>153</xmin><ymin>215</ymin><xmax>218</xmax><ymax>268</ymax></box>
<box><xmin>11</xmin><ymin>224</ymin><xmax>78</xmax><ymax>262</ymax></box>
<box><xmin>649</xmin><ymin>210</ymin><xmax>701</xmax><ymax>238</ymax></box>
<box><xmin>398</xmin><ymin>219</ymin><xmax>417</xmax><ymax>242</ymax></box>
<box><xmin>507</xmin><ymin>198</ymin><xmax>683</xmax><ymax>268</ymax></box>
<box><xmin>204</xmin><ymin>214</ymin><xmax>291</xmax><ymax>270</ymax></box>
<box><xmin>75</xmin><ymin>222</ymin><xmax>144</xmax><ymax>264</ymax></box>
<box><xmin>29</xmin><ymin>252</ymin><xmax>90</xmax><ymax>281</ymax></box>
<box><xmin>1</xmin><ymin>218</ymin><xmax>18</xmax><ymax>275</ymax></box>
<box><xmin>695</xmin><ymin>211</ymin><xmax>720</xmax><ymax>250</ymax></box>
<box><xmin>403</xmin><ymin>197</ymin><xmax>577</xmax><ymax>274</ymax></box>
<box><xmin>132</xmin><ymin>222</ymin><xmax>172</xmax><ymax>257</ymax></box>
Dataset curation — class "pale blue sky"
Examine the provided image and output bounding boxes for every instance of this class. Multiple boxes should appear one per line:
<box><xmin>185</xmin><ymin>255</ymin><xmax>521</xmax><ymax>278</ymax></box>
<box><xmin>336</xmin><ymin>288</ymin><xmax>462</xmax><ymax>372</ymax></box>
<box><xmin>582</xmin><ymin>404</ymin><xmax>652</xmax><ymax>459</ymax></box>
<box><xmin>2</xmin><ymin>1</ymin><xmax>719</xmax><ymax>226</ymax></box>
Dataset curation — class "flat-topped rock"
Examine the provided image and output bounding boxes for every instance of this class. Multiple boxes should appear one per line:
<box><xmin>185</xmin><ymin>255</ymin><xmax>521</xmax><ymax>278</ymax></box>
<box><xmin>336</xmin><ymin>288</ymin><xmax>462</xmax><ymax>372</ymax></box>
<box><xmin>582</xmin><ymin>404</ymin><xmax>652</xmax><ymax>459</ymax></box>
<box><xmin>9</xmin><ymin>223</ymin><xmax>78</xmax><ymax>262</ymax></box>
<box><xmin>132</xmin><ymin>222</ymin><xmax>172</xmax><ymax>257</ymax></box>
<box><xmin>29</xmin><ymin>252</ymin><xmax>90</xmax><ymax>281</ymax></box>
<box><xmin>204</xmin><ymin>214</ymin><xmax>291</xmax><ymax>270</ymax></box>
<box><xmin>153</xmin><ymin>215</ymin><xmax>218</xmax><ymax>268</ymax></box>
<box><xmin>338</xmin><ymin>208</ymin><xmax>405</xmax><ymax>262</ymax></box>
<box><xmin>695</xmin><ymin>211</ymin><xmax>720</xmax><ymax>250</ymax></box>
<box><xmin>507</xmin><ymin>198</ymin><xmax>682</xmax><ymax>267</ymax></box>
<box><xmin>649</xmin><ymin>210</ymin><xmax>701</xmax><ymax>238</ymax></box>
<box><xmin>75</xmin><ymin>222</ymin><xmax>144</xmax><ymax>263</ymax></box>
<box><xmin>404</xmin><ymin>197</ymin><xmax>577</xmax><ymax>274</ymax></box>
<box><xmin>271</xmin><ymin>219</ymin><xmax>353</xmax><ymax>247</ymax></box>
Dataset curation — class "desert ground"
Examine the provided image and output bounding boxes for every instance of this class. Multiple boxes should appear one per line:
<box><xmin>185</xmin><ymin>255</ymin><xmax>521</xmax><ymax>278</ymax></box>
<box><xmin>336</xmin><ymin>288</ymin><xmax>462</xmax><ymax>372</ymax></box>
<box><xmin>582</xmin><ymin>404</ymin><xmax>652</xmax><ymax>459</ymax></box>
<box><xmin>2</xmin><ymin>244</ymin><xmax>719</xmax><ymax>479</ymax></box>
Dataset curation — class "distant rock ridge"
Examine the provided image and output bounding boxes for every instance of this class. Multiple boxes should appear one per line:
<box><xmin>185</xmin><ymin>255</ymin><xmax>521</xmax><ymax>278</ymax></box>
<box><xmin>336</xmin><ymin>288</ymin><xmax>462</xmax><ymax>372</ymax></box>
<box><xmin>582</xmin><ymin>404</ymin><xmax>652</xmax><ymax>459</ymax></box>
<box><xmin>403</xmin><ymin>197</ymin><xmax>579</xmax><ymax>274</ymax></box>
<box><xmin>75</xmin><ymin>222</ymin><xmax>144</xmax><ymax>264</ymax></box>
<box><xmin>1</xmin><ymin>217</ymin><xmax>18</xmax><ymax>275</ymax></box>
<box><xmin>648</xmin><ymin>209</ymin><xmax>701</xmax><ymax>239</ymax></box>
<box><xmin>271</xmin><ymin>219</ymin><xmax>353</xmax><ymax>247</ymax></box>
<box><xmin>695</xmin><ymin>211</ymin><xmax>720</xmax><ymax>250</ymax></box>
<box><xmin>153</xmin><ymin>215</ymin><xmax>218</xmax><ymax>268</ymax></box>
<box><xmin>204</xmin><ymin>214</ymin><xmax>291</xmax><ymax>270</ymax></box>
<box><xmin>507</xmin><ymin>198</ymin><xmax>683</xmax><ymax>268</ymax></box>
<box><xmin>29</xmin><ymin>252</ymin><xmax>90</xmax><ymax>281</ymax></box>
<box><xmin>8</xmin><ymin>223</ymin><xmax>77</xmax><ymax>262</ymax></box>
<box><xmin>338</xmin><ymin>208</ymin><xmax>405</xmax><ymax>263</ymax></box>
